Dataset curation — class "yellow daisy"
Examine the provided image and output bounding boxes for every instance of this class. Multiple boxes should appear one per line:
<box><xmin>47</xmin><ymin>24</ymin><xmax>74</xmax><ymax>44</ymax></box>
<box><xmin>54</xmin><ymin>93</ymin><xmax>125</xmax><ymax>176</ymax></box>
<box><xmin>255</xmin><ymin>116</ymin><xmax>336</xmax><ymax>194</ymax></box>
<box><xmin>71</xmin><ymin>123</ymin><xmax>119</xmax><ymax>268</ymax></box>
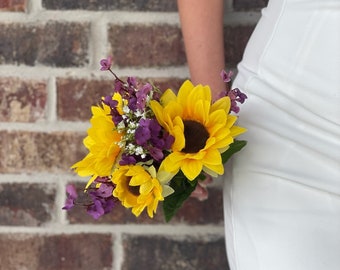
<box><xmin>112</xmin><ymin>165</ymin><xmax>173</xmax><ymax>218</ymax></box>
<box><xmin>150</xmin><ymin>80</ymin><xmax>246</xmax><ymax>180</ymax></box>
<box><xmin>71</xmin><ymin>102</ymin><xmax>122</xmax><ymax>187</ymax></box>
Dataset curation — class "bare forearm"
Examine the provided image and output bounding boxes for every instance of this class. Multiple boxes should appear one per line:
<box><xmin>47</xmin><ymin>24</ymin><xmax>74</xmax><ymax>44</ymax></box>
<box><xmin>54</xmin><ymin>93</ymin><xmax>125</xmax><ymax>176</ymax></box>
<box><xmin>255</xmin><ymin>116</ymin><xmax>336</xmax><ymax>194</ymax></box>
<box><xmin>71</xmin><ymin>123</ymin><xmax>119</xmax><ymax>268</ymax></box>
<box><xmin>177</xmin><ymin>0</ymin><xmax>226</xmax><ymax>99</ymax></box>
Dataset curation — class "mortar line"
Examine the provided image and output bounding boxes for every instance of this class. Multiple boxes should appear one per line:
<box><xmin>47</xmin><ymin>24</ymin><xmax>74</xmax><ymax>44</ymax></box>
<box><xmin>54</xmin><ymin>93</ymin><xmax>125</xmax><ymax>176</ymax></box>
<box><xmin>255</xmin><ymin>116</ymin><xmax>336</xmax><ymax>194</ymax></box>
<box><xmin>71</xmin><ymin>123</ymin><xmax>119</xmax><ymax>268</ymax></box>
<box><xmin>0</xmin><ymin>11</ymin><xmax>180</xmax><ymax>25</ymax></box>
<box><xmin>90</xmin><ymin>16</ymin><xmax>110</xmax><ymax>70</ymax></box>
<box><xmin>46</xmin><ymin>76</ymin><xmax>57</xmax><ymax>123</ymax></box>
<box><xmin>26</xmin><ymin>0</ymin><xmax>42</xmax><ymax>14</ymax></box>
<box><xmin>0</xmin><ymin>66</ymin><xmax>190</xmax><ymax>79</ymax></box>
<box><xmin>54</xmin><ymin>176</ymin><xmax>69</xmax><ymax>226</ymax></box>
<box><xmin>0</xmin><ymin>10</ymin><xmax>259</xmax><ymax>25</ymax></box>
<box><xmin>0</xmin><ymin>121</ymin><xmax>89</xmax><ymax>132</ymax></box>
<box><xmin>0</xmin><ymin>224</ymin><xmax>225</xmax><ymax>236</ymax></box>
<box><xmin>0</xmin><ymin>173</ymin><xmax>82</xmax><ymax>183</ymax></box>
<box><xmin>113</xmin><ymin>232</ymin><xmax>123</xmax><ymax>270</ymax></box>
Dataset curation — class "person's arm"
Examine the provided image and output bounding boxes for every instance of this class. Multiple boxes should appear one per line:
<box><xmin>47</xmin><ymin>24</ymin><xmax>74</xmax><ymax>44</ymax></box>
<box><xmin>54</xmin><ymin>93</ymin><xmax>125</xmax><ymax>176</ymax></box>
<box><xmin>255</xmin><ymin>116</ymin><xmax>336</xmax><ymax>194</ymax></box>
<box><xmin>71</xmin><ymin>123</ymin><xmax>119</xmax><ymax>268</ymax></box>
<box><xmin>177</xmin><ymin>0</ymin><xmax>226</xmax><ymax>100</ymax></box>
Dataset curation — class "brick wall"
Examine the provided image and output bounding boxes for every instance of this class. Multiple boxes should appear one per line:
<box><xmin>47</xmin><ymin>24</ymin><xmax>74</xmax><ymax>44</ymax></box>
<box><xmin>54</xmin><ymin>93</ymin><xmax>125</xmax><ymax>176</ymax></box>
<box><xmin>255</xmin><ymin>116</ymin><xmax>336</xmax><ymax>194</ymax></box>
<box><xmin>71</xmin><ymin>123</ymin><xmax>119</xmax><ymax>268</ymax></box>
<box><xmin>0</xmin><ymin>0</ymin><xmax>267</xmax><ymax>269</ymax></box>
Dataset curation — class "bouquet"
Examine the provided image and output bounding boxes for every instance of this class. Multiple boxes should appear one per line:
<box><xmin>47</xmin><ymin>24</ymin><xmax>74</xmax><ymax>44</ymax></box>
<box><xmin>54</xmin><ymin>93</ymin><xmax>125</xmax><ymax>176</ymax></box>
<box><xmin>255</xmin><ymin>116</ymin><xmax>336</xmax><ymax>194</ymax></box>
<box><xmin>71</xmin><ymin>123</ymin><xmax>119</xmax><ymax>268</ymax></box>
<box><xmin>63</xmin><ymin>57</ymin><xmax>247</xmax><ymax>222</ymax></box>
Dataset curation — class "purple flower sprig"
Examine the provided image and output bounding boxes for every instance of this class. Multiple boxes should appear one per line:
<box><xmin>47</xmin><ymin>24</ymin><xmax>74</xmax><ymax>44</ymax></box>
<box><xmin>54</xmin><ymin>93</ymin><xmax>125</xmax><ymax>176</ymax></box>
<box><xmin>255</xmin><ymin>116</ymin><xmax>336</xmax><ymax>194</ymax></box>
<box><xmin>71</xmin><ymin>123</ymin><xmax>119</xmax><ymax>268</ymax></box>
<box><xmin>226</xmin><ymin>88</ymin><xmax>248</xmax><ymax>114</ymax></box>
<box><xmin>134</xmin><ymin>118</ymin><xmax>174</xmax><ymax>162</ymax></box>
<box><xmin>220</xmin><ymin>70</ymin><xmax>248</xmax><ymax>114</ymax></box>
<box><xmin>99</xmin><ymin>56</ymin><xmax>174</xmax><ymax>167</ymax></box>
<box><xmin>100</xmin><ymin>56</ymin><xmax>125</xmax><ymax>85</ymax></box>
<box><xmin>86</xmin><ymin>177</ymin><xmax>117</xmax><ymax>219</ymax></box>
<box><xmin>115</xmin><ymin>102</ymin><xmax>174</xmax><ymax>166</ymax></box>
<box><xmin>62</xmin><ymin>177</ymin><xmax>117</xmax><ymax>220</ymax></box>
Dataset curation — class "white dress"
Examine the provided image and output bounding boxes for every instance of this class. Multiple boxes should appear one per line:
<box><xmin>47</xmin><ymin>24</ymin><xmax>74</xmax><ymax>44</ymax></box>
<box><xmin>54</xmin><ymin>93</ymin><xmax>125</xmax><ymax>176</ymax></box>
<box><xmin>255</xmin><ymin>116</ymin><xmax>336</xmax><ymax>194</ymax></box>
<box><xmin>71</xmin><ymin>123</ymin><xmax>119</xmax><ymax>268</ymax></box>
<box><xmin>223</xmin><ymin>0</ymin><xmax>340</xmax><ymax>269</ymax></box>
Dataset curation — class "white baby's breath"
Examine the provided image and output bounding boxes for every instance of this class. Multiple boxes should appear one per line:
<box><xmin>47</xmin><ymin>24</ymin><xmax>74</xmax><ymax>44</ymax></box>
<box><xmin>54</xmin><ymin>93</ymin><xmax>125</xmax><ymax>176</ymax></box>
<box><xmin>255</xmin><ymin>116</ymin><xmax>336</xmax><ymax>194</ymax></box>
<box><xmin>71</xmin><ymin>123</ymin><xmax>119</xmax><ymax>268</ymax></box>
<box><xmin>135</xmin><ymin>110</ymin><xmax>144</xmax><ymax>118</ymax></box>
<box><xmin>123</xmin><ymin>105</ymin><xmax>130</xmax><ymax>114</ymax></box>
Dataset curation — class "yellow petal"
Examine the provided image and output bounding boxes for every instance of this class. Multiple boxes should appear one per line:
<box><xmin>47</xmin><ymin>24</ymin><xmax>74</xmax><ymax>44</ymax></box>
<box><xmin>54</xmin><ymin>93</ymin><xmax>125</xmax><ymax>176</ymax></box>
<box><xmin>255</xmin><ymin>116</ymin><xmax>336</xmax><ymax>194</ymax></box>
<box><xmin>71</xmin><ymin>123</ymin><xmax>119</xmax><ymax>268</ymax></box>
<box><xmin>162</xmin><ymin>153</ymin><xmax>183</xmax><ymax>174</ymax></box>
<box><xmin>140</xmin><ymin>181</ymin><xmax>153</xmax><ymax>195</ymax></box>
<box><xmin>192</xmin><ymin>100</ymin><xmax>210</xmax><ymax>124</ymax></box>
<box><xmin>202</xmin><ymin>148</ymin><xmax>222</xmax><ymax>165</ymax></box>
<box><xmin>112</xmin><ymin>92</ymin><xmax>124</xmax><ymax>115</ymax></box>
<box><xmin>190</xmin><ymin>84</ymin><xmax>212</xmax><ymax>104</ymax></box>
<box><xmin>177</xmin><ymin>80</ymin><xmax>195</xmax><ymax>107</ymax></box>
<box><xmin>171</xmin><ymin>123</ymin><xmax>185</xmax><ymax>151</ymax></box>
<box><xmin>206</xmin><ymin>109</ymin><xmax>227</xmax><ymax>136</ymax></box>
<box><xmin>149</xmin><ymin>100</ymin><xmax>164</xmax><ymax>125</ymax></box>
<box><xmin>160</xmin><ymin>89</ymin><xmax>177</xmax><ymax>105</ymax></box>
<box><xmin>164</xmin><ymin>102</ymin><xmax>183</xmax><ymax>123</ymax></box>
<box><xmin>230</xmin><ymin>126</ymin><xmax>247</xmax><ymax>138</ymax></box>
<box><xmin>211</xmin><ymin>96</ymin><xmax>231</xmax><ymax>114</ymax></box>
<box><xmin>181</xmin><ymin>159</ymin><xmax>203</xmax><ymax>180</ymax></box>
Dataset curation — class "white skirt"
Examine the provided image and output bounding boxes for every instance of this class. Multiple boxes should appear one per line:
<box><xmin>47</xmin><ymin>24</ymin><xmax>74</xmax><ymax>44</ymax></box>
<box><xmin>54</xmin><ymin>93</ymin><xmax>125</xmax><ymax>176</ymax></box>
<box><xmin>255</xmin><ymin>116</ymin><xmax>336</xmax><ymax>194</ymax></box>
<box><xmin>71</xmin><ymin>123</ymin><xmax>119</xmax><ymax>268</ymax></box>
<box><xmin>223</xmin><ymin>0</ymin><xmax>340</xmax><ymax>269</ymax></box>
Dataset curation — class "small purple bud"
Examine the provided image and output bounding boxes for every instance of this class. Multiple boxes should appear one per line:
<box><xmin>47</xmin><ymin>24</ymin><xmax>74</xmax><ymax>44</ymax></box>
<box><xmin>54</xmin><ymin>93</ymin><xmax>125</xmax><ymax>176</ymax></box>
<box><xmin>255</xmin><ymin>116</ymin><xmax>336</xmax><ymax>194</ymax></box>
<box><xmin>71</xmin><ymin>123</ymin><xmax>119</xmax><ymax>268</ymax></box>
<box><xmin>136</xmin><ymin>83</ymin><xmax>152</xmax><ymax>110</ymax></box>
<box><xmin>100</xmin><ymin>56</ymin><xmax>112</xmax><ymax>71</ymax></box>
<box><xmin>120</xmin><ymin>154</ymin><xmax>137</xmax><ymax>165</ymax></box>
<box><xmin>102</xmin><ymin>197</ymin><xmax>115</xmax><ymax>213</ymax></box>
<box><xmin>127</xmin><ymin>77</ymin><xmax>137</xmax><ymax>88</ymax></box>
<box><xmin>164</xmin><ymin>133</ymin><xmax>175</xmax><ymax>149</ymax></box>
<box><xmin>62</xmin><ymin>198</ymin><xmax>75</xmax><ymax>210</ymax></box>
<box><xmin>102</xmin><ymin>95</ymin><xmax>118</xmax><ymax>109</ymax></box>
<box><xmin>62</xmin><ymin>184</ymin><xmax>78</xmax><ymax>210</ymax></box>
<box><xmin>87</xmin><ymin>199</ymin><xmax>105</xmax><ymax>219</ymax></box>
<box><xmin>149</xmin><ymin>119</ymin><xmax>161</xmax><ymax>137</ymax></box>
<box><xmin>227</xmin><ymin>87</ymin><xmax>247</xmax><ymax>113</ymax></box>
<box><xmin>66</xmin><ymin>184</ymin><xmax>78</xmax><ymax>199</ymax></box>
<box><xmin>221</xmin><ymin>70</ymin><xmax>233</xmax><ymax>83</ymax></box>
<box><xmin>114</xmin><ymin>79</ymin><xmax>123</xmax><ymax>94</ymax></box>
<box><xmin>96</xmin><ymin>183</ymin><xmax>114</xmax><ymax>198</ymax></box>
<box><xmin>128</xmin><ymin>96</ymin><xmax>138</xmax><ymax>111</ymax></box>
<box><xmin>230</xmin><ymin>100</ymin><xmax>240</xmax><ymax>114</ymax></box>
<box><xmin>135</xmin><ymin>125</ymin><xmax>151</xmax><ymax>145</ymax></box>
<box><xmin>148</xmin><ymin>146</ymin><xmax>164</xmax><ymax>161</ymax></box>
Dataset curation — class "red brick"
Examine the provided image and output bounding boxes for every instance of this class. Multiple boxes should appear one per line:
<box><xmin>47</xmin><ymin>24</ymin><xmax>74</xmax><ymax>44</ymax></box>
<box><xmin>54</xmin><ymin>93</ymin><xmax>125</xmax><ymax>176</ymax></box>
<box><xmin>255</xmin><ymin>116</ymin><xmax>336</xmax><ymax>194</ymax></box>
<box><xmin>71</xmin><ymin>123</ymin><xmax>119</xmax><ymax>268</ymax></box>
<box><xmin>0</xmin><ymin>22</ymin><xmax>90</xmax><ymax>67</ymax></box>
<box><xmin>0</xmin><ymin>233</ymin><xmax>113</xmax><ymax>270</ymax></box>
<box><xmin>174</xmin><ymin>186</ymin><xmax>224</xmax><ymax>224</ymax></box>
<box><xmin>0</xmin><ymin>130</ymin><xmax>86</xmax><ymax>173</ymax></box>
<box><xmin>42</xmin><ymin>0</ymin><xmax>177</xmax><ymax>11</ymax></box>
<box><xmin>122</xmin><ymin>235</ymin><xmax>229</xmax><ymax>270</ymax></box>
<box><xmin>0</xmin><ymin>0</ymin><xmax>26</xmax><ymax>12</ymax></box>
<box><xmin>0</xmin><ymin>183</ymin><xmax>56</xmax><ymax>226</ymax></box>
<box><xmin>149</xmin><ymin>77</ymin><xmax>184</xmax><ymax>93</ymax></box>
<box><xmin>108</xmin><ymin>24</ymin><xmax>254</xmax><ymax>68</ymax></box>
<box><xmin>224</xmin><ymin>25</ymin><xmax>256</xmax><ymax>68</ymax></box>
<box><xmin>233</xmin><ymin>0</ymin><xmax>269</xmax><ymax>11</ymax></box>
<box><xmin>67</xmin><ymin>183</ymin><xmax>223</xmax><ymax>225</ymax></box>
<box><xmin>108</xmin><ymin>24</ymin><xmax>186</xmax><ymax>68</ymax></box>
<box><xmin>57</xmin><ymin>78</ymin><xmax>114</xmax><ymax>121</ymax></box>
<box><xmin>0</xmin><ymin>77</ymin><xmax>47</xmax><ymax>122</ymax></box>
<box><xmin>57</xmin><ymin>77</ymin><xmax>185</xmax><ymax>121</ymax></box>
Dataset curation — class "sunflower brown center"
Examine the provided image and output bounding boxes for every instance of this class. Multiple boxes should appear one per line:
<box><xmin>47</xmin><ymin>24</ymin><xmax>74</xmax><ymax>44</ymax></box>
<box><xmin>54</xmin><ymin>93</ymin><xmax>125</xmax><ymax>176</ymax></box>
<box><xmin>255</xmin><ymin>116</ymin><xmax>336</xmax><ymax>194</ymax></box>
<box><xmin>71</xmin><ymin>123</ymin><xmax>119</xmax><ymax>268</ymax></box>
<box><xmin>127</xmin><ymin>178</ymin><xmax>140</xmax><ymax>196</ymax></box>
<box><xmin>182</xmin><ymin>120</ymin><xmax>209</xmax><ymax>153</ymax></box>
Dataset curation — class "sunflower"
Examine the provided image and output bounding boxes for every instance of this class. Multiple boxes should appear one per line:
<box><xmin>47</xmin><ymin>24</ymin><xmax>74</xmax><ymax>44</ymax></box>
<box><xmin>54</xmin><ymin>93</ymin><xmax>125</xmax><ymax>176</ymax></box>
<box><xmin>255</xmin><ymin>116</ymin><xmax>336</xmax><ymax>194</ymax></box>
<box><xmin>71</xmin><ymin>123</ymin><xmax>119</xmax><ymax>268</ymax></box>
<box><xmin>71</xmin><ymin>102</ymin><xmax>122</xmax><ymax>187</ymax></box>
<box><xmin>112</xmin><ymin>165</ymin><xmax>173</xmax><ymax>218</ymax></box>
<box><xmin>150</xmin><ymin>80</ymin><xmax>246</xmax><ymax>180</ymax></box>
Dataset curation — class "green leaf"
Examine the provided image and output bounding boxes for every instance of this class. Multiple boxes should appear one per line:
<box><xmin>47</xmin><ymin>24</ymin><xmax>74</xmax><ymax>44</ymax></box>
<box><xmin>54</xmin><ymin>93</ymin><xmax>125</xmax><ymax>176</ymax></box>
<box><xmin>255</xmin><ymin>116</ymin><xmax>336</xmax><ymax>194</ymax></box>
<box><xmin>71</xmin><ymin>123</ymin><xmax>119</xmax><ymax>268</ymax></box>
<box><xmin>221</xmin><ymin>140</ymin><xmax>247</xmax><ymax>164</ymax></box>
<box><xmin>163</xmin><ymin>172</ymin><xmax>197</xmax><ymax>222</ymax></box>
